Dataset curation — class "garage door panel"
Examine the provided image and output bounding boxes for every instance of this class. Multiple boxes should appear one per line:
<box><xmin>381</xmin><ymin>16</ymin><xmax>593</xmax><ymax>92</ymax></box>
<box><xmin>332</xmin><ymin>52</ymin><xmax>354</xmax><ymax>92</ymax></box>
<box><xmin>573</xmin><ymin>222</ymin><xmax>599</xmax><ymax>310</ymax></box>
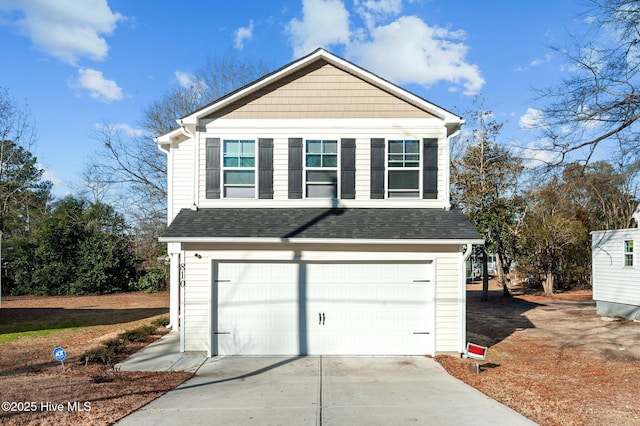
<box><xmin>213</xmin><ymin>262</ymin><xmax>433</xmax><ymax>356</ymax></box>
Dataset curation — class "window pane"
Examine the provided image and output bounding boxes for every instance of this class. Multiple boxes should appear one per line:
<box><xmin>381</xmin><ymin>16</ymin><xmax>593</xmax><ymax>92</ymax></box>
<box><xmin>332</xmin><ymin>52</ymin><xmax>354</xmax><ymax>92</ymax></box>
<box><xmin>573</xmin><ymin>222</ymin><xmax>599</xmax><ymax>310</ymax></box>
<box><xmin>306</xmin><ymin>154</ymin><xmax>321</xmax><ymax>167</ymax></box>
<box><xmin>224</xmin><ymin>140</ymin><xmax>239</xmax><ymax>153</ymax></box>
<box><xmin>307</xmin><ymin>170</ymin><xmax>337</xmax><ymax>182</ymax></box>
<box><xmin>241</xmin><ymin>140</ymin><xmax>255</xmax><ymax>154</ymax></box>
<box><xmin>307</xmin><ymin>140</ymin><xmax>322</xmax><ymax>153</ymax></box>
<box><xmin>388</xmin><ymin>170</ymin><xmax>419</xmax><ymax>189</ymax></box>
<box><xmin>224</xmin><ymin>186</ymin><xmax>255</xmax><ymax>198</ymax></box>
<box><xmin>223</xmin><ymin>157</ymin><xmax>239</xmax><ymax>167</ymax></box>
<box><xmin>224</xmin><ymin>170</ymin><xmax>255</xmax><ymax>185</ymax></box>
<box><xmin>388</xmin><ymin>191</ymin><xmax>420</xmax><ymax>198</ymax></box>
<box><xmin>323</xmin><ymin>154</ymin><xmax>338</xmax><ymax>167</ymax></box>
<box><xmin>240</xmin><ymin>157</ymin><xmax>255</xmax><ymax>167</ymax></box>
<box><xmin>307</xmin><ymin>184</ymin><xmax>336</xmax><ymax>198</ymax></box>
<box><xmin>324</xmin><ymin>140</ymin><xmax>338</xmax><ymax>154</ymax></box>
<box><xmin>389</xmin><ymin>140</ymin><xmax>403</xmax><ymax>153</ymax></box>
<box><xmin>405</xmin><ymin>140</ymin><xmax>419</xmax><ymax>153</ymax></box>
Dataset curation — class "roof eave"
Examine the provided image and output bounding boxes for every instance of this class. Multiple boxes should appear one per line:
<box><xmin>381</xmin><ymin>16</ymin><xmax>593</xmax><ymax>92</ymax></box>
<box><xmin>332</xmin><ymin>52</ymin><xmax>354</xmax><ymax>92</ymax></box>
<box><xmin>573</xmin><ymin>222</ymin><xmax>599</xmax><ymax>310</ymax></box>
<box><xmin>159</xmin><ymin>236</ymin><xmax>485</xmax><ymax>245</ymax></box>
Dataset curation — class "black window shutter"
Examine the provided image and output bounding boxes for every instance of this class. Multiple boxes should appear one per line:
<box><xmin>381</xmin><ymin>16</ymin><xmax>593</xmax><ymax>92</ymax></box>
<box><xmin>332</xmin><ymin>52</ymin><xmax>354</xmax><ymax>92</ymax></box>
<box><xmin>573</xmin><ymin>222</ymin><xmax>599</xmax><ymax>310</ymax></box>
<box><xmin>370</xmin><ymin>138</ymin><xmax>385</xmax><ymax>199</ymax></box>
<box><xmin>288</xmin><ymin>138</ymin><xmax>303</xmax><ymax>199</ymax></box>
<box><xmin>423</xmin><ymin>138</ymin><xmax>438</xmax><ymax>199</ymax></box>
<box><xmin>205</xmin><ymin>138</ymin><xmax>220</xmax><ymax>199</ymax></box>
<box><xmin>258</xmin><ymin>138</ymin><xmax>274</xmax><ymax>199</ymax></box>
<box><xmin>340</xmin><ymin>138</ymin><xmax>356</xmax><ymax>199</ymax></box>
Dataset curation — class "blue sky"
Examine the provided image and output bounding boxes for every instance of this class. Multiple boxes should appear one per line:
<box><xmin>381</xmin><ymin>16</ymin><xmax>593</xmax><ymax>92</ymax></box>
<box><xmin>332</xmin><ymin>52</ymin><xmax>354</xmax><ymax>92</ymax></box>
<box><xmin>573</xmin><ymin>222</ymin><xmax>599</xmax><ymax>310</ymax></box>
<box><xmin>0</xmin><ymin>0</ymin><xmax>586</xmax><ymax>196</ymax></box>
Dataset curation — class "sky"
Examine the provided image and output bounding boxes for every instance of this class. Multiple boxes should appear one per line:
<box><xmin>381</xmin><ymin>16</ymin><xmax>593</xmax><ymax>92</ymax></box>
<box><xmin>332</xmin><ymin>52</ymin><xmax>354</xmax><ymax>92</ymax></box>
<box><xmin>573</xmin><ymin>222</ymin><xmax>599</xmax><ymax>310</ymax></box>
<box><xmin>0</xmin><ymin>0</ymin><xmax>588</xmax><ymax>196</ymax></box>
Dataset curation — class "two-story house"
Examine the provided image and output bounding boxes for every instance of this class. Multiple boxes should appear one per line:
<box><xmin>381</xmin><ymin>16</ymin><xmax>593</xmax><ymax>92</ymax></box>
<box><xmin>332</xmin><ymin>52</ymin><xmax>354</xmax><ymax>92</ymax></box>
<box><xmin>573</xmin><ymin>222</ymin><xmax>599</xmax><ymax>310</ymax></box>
<box><xmin>156</xmin><ymin>48</ymin><xmax>483</xmax><ymax>357</ymax></box>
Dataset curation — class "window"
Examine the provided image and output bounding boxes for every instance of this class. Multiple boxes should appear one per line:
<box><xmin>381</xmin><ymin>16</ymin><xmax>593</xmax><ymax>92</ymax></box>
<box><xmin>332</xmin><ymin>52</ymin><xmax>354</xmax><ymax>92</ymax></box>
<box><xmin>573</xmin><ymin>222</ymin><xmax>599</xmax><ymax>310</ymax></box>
<box><xmin>387</xmin><ymin>139</ymin><xmax>420</xmax><ymax>198</ymax></box>
<box><xmin>625</xmin><ymin>240</ymin><xmax>634</xmax><ymax>266</ymax></box>
<box><xmin>223</xmin><ymin>139</ymin><xmax>255</xmax><ymax>198</ymax></box>
<box><xmin>305</xmin><ymin>139</ymin><xmax>338</xmax><ymax>198</ymax></box>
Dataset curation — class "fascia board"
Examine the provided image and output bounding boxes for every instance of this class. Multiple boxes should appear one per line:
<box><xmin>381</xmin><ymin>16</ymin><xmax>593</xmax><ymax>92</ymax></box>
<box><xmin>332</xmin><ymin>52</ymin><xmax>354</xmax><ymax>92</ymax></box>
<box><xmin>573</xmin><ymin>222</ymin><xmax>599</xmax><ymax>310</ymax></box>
<box><xmin>159</xmin><ymin>236</ymin><xmax>485</xmax><ymax>245</ymax></box>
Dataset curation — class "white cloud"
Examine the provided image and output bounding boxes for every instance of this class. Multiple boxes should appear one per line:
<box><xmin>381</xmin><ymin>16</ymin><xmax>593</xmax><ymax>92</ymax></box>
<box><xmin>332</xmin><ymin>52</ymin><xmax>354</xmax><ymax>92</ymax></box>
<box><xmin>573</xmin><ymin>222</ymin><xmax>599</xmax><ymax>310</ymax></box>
<box><xmin>347</xmin><ymin>16</ymin><xmax>484</xmax><ymax>95</ymax></box>
<box><xmin>94</xmin><ymin>122</ymin><xmax>144</xmax><ymax>138</ymax></box>
<box><xmin>235</xmin><ymin>20</ymin><xmax>254</xmax><ymax>50</ymax></box>
<box><xmin>175</xmin><ymin>70</ymin><xmax>198</xmax><ymax>89</ymax></box>
<box><xmin>354</xmin><ymin>0</ymin><xmax>402</xmax><ymax>29</ymax></box>
<box><xmin>286</xmin><ymin>0</ymin><xmax>351</xmax><ymax>57</ymax></box>
<box><xmin>0</xmin><ymin>0</ymin><xmax>123</xmax><ymax>65</ymax></box>
<box><xmin>286</xmin><ymin>0</ymin><xmax>484</xmax><ymax>95</ymax></box>
<box><xmin>513</xmin><ymin>139</ymin><xmax>560</xmax><ymax>167</ymax></box>
<box><xmin>519</xmin><ymin>108</ymin><xmax>544</xmax><ymax>129</ymax></box>
<box><xmin>515</xmin><ymin>53</ymin><xmax>554</xmax><ymax>72</ymax></box>
<box><xmin>71</xmin><ymin>68</ymin><xmax>123</xmax><ymax>102</ymax></box>
<box><xmin>41</xmin><ymin>168</ymin><xmax>63</xmax><ymax>188</ymax></box>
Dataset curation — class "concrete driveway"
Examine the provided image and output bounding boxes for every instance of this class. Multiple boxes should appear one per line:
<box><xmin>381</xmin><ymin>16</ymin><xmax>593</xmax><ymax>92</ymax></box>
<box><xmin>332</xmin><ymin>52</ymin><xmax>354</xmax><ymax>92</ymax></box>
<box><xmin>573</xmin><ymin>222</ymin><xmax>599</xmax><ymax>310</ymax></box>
<box><xmin>117</xmin><ymin>354</ymin><xmax>535</xmax><ymax>425</ymax></box>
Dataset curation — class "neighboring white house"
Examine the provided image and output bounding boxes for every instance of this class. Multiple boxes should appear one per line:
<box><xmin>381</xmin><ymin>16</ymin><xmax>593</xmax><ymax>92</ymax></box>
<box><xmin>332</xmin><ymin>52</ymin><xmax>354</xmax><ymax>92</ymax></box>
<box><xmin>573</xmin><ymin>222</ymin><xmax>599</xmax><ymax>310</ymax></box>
<box><xmin>592</xmin><ymin>206</ymin><xmax>640</xmax><ymax>320</ymax></box>
<box><xmin>155</xmin><ymin>48</ymin><xmax>483</xmax><ymax>357</ymax></box>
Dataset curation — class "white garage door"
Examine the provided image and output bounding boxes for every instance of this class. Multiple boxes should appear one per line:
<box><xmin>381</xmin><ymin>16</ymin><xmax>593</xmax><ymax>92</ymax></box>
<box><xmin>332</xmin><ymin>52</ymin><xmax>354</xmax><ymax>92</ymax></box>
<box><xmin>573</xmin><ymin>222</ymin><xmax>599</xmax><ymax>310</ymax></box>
<box><xmin>213</xmin><ymin>262</ymin><xmax>434</xmax><ymax>355</ymax></box>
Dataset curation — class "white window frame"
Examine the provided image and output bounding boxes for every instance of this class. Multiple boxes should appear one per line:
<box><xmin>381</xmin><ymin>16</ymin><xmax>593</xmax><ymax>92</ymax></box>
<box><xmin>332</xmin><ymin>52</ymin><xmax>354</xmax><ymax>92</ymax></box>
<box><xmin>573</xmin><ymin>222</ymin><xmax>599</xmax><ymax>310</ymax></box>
<box><xmin>624</xmin><ymin>239</ymin><xmax>634</xmax><ymax>267</ymax></box>
<box><xmin>304</xmin><ymin>139</ymin><xmax>339</xmax><ymax>198</ymax></box>
<box><xmin>221</xmin><ymin>139</ymin><xmax>257</xmax><ymax>199</ymax></box>
<box><xmin>385</xmin><ymin>138</ymin><xmax>422</xmax><ymax>198</ymax></box>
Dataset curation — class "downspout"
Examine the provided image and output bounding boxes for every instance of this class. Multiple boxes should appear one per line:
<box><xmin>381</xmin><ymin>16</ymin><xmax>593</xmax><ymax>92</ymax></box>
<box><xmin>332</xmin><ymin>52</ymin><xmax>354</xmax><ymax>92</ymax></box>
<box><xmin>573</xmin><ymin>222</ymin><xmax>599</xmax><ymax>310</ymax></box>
<box><xmin>155</xmin><ymin>139</ymin><xmax>180</xmax><ymax>331</ymax></box>
<box><xmin>460</xmin><ymin>243</ymin><xmax>473</xmax><ymax>354</ymax></box>
<box><xmin>179</xmin><ymin>120</ymin><xmax>199</xmax><ymax>211</ymax></box>
<box><xmin>444</xmin><ymin>127</ymin><xmax>462</xmax><ymax>211</ymax></box>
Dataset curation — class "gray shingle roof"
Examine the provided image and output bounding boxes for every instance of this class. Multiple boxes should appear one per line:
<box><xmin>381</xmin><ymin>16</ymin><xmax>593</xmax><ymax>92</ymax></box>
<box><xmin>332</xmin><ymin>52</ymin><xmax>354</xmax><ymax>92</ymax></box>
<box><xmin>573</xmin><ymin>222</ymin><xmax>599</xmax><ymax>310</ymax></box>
<box><xmin>161</xmin><ymin>208</ymin><xmax>482</xmax><ymax>241</ymax></box>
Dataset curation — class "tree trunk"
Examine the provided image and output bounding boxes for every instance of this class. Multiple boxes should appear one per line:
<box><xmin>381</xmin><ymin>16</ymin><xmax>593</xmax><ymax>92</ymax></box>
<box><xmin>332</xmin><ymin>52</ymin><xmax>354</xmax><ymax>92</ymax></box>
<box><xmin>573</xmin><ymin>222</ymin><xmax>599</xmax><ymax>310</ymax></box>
<box><xmin>543</xmin><ymin>271</ymin><xmax>555</xmax><ymax>295</ymax></box>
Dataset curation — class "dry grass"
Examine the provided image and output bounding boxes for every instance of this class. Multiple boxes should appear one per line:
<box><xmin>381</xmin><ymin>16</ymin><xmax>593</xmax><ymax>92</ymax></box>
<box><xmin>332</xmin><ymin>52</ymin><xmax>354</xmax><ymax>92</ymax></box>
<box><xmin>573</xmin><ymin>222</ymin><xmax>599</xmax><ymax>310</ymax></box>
<box><xmin>436</xmin><ymin>281</ymin><xmax>640</xmax><ymax>426</ymax></box>
<box><xmin>0</xmin><ymin>293</ymin><xmax>192</xmax><ymax>425</ymax></box>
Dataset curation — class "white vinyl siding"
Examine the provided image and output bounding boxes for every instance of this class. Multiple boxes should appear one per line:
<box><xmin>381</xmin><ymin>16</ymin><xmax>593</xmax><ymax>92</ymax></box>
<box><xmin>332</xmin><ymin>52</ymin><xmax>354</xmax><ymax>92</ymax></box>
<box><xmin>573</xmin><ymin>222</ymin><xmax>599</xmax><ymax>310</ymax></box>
<box><xmin>593</xmin><ymin>229</ymin><xmax>640</xmax><ymax>307</ymax></box>
<box><xmin>182</xmin><ymin>254</ymin><xmax>212</xmax><ymax>353</ymax></box>
<box><xmin>355</xmin><ymin>137</ymin><xmax>370</xmax><ymax>200</ymax></box>
<box><xmin>194</xmin><ymin>121</ymin><xmax>447</xmax><ymax>208</ymax></box>
<box><xmin>170</xmin><ymin>138</ymin><xmax>194</xmax><ymax>220</ymax></box>
<box><xmin>433</xmin><ymin>250</ymin><xmax>463</xmax><ymax>352</ymax></box>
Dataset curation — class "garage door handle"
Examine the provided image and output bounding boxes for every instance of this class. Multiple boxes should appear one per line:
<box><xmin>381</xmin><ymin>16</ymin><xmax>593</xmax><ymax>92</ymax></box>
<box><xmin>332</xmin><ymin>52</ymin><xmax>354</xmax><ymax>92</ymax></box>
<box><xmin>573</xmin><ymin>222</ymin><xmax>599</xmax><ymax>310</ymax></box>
<box><xmin>319</xmin><ymin>312</ymin><xmax>325</xmax><ymax>325</ymax></box>
<box><xmin>214</xmin><ymin>332</ymin><xmax>231</xmax><ymax>335</ymax></box>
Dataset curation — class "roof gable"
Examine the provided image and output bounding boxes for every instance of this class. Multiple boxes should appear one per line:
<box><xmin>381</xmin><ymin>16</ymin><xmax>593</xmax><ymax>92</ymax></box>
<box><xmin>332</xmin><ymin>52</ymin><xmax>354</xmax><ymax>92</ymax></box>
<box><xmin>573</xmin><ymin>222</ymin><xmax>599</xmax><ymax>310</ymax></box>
<box><xmin>179</xmin><ymin>49</ymin><xmax>462</xmax><ymax>127</ymax></box>
<box><xmin>202</xmin><ymin>60</ymin><xmax>436</xmax><ymax>120</ymax></box>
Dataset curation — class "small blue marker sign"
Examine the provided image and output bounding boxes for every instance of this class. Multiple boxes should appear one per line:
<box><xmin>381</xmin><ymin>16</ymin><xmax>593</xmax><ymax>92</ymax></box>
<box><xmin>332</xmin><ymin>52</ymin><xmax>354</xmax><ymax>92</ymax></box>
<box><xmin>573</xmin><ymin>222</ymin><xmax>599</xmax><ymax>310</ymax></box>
<box><xmin>53</xmin><ymin>347</ymin><xmax>66</xmax><ymax>362</ymax></box>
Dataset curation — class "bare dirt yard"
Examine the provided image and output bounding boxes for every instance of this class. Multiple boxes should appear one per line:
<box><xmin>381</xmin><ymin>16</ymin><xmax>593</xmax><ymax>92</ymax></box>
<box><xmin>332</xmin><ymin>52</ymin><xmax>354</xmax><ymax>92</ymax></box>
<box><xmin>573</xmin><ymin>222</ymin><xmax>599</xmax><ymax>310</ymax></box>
<box><xmin>436</xmin><ymin>280</ymin><xmax>640</xmax><ymax>426</ymax></box>
<box><xmin>2</xmin><ymin>286</ymin><xmax>639</xmax><ymax>425</ymax></box>
<box><xmin>0</xmin><ymin>292</ymin><xmax>192</xmax><ymax>425</ymax></box>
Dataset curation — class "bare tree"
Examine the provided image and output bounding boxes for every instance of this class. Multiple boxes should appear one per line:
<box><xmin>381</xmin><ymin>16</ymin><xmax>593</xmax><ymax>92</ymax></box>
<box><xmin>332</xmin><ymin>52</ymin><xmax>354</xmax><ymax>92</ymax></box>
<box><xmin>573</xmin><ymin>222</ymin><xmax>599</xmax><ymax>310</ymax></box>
<box><xmin>537</xmin><ymin>0</ymin><xmax>640</xmax><ymax>166</ymax></box>
<box><xmin>84</xmin><ymin>53</ymin><xmax>270</xmax><ymax>261</ymax></box>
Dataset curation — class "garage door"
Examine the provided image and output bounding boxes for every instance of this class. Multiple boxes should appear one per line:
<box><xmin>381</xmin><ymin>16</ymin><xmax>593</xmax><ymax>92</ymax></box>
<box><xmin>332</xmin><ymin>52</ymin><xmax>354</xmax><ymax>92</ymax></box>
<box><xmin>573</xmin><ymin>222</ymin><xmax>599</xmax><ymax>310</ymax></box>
<box><xmin>213</xmin><ymin>262</ymin><xmax>434</xmax><ymax>355</ymax></box>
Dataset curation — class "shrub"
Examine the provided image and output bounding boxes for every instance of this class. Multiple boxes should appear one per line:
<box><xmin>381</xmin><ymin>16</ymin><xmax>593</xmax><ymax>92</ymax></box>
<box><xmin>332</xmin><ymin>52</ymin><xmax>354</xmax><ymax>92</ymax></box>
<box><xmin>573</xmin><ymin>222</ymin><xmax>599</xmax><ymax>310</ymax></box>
<box><xmin>117</xmin><ymin>325</ymin><xmax>157</xmax><ymax>343</ymax></box>
<box><xmin>152</xmin><ymin>316</ymin><xmax>170</xmax><ymax>327</ymax></box>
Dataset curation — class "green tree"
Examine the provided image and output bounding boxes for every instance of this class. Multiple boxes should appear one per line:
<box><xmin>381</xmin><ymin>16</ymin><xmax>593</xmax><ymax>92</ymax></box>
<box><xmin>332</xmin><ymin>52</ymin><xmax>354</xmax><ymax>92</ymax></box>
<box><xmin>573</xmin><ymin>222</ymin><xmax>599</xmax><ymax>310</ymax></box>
<box><xmin>518</xmin><ymin>161</ymin><xmax>636</xmax><ymax>294</ymax></box>
<box><xmin>520</xmin><ymin>178</ymin><xmax>587</xmax><ymax>295</ymax></box>
<box><xmin>451</xmin><ymin>102</ymin><xmax>525</xmax><ymax>297</ymax></box>
<box><xmin>6</xmin><ymin>197</ymin><xmax>137</xmax><ymax>295</ymax></box>
<box><xmin>0</xmin><ymin>88</ymin><xmax>51</xmax><ymax>239</ymax></box>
